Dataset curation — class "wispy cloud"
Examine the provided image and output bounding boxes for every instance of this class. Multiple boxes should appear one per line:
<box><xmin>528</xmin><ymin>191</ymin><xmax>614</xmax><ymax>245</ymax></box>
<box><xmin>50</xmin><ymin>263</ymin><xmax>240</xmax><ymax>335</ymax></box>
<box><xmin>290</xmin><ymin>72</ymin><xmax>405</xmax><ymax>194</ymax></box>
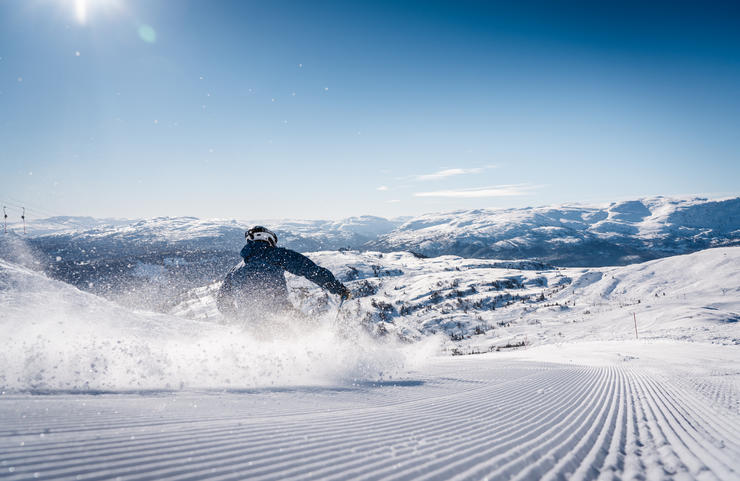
<box><xmin>376</xmin><ymin>185</ymin><xmax>389</xmax><ymax>191</ymax></box>
<box><xmin>415</xmin><ymin>167</ymin><xmax>484</xmax><ymax>181</ymax></box>
<box><xmin>386</xmin><ymin>199</ymin><xmax>400</xmax><ymax>203</ymax></box>
<box><xmin>414</xmin><ymin>184</ymin><xmax>538</xmax><ymax>198</ymax></box>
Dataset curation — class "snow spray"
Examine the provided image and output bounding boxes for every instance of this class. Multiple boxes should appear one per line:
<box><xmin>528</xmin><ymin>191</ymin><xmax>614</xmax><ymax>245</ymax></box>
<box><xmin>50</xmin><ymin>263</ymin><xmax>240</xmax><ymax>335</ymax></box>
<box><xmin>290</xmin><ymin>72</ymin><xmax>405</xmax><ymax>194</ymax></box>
<box><xmin>0</xmin><ymin>259</ymin><xmax>438</xmax><ymax>392</ymax></box>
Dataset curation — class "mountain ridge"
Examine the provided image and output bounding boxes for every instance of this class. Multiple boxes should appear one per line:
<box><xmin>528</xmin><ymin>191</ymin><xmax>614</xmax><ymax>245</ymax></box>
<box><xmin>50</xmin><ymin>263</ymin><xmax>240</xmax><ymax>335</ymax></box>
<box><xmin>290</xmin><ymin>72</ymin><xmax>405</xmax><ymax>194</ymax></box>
<box><xmin>6</xmin><ymin>195</ymin><xmax>735</xmax><ymax>266</ymax></box>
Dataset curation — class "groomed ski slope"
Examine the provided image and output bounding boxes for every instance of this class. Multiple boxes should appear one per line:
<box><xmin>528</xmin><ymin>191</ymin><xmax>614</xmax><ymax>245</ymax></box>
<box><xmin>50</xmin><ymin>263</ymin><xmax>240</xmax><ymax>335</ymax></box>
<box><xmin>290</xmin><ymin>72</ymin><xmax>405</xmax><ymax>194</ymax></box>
<box><xmin>1</xmin><ymin>249</ymin><xmax>739</xmax><ymax>480</ymax></box>
<box><xmin>2</xmin><ymin>342</ymin><xmax>739</xmax><ymax>481</ymax></box>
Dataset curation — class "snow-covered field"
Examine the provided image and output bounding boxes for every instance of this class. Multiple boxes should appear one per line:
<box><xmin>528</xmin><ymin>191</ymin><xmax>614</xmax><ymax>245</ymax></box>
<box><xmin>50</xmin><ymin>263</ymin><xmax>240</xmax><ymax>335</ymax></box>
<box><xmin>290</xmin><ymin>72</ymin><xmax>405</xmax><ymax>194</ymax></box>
<box><xmin>2</xmin><ymin>343</ymin><xmax>738</xmax><ymax>481</ymax></box>
<box><xmin>1</xmin><ymin>247</ymin><xmax>739</xmax><ymax>480</ymax></box>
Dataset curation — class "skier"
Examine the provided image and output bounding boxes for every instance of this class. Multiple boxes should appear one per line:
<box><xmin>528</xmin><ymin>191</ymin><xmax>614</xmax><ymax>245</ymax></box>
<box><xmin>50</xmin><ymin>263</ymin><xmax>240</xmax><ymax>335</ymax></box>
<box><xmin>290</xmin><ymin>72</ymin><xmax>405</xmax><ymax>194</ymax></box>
<box><xmin>216</xmin><ymin>226</ymin><xmax>351</xmax><ymax>322</ymax></box>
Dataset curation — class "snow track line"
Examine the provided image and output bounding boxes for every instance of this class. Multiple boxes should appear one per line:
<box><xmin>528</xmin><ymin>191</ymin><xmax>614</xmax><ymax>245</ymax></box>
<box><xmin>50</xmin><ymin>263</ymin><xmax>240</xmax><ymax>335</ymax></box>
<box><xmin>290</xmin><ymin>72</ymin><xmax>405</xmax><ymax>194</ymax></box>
<box><xmin>657</xmin><ymin>372</ymin><xmax>740</xmax><ymax>448</ymax></box>
<box><xmin>3</xmin><ymin>368</ymin><xmax>571</xmax><ymax>481</ymax></box>
<box><xmin>248</xmin><ymin>369</ymin><xmax>592</xmax><ymax>481</ymax></box>
<box><xmin>0</xmin><ymin>368</ymin><xmax>552</xmax><ymax>470</ymax></box>
<box><xmin>630</xmin><ymin>369</ymin><xmax>737</xmax><ymax>480</ymax></box>
<box><xmin>341</xmin><ymin>368</ymin><xmax>602</xmax><ymax>481</ymax></box>
<box><xmin>2</xmin><ymin>360</ymin><xmax>739</xmax><ymax>481</ymax></box>
<box><xmin>430</xmin><ymin>368</ymin><xmax>612</xmax><ymax>481</ymax></box>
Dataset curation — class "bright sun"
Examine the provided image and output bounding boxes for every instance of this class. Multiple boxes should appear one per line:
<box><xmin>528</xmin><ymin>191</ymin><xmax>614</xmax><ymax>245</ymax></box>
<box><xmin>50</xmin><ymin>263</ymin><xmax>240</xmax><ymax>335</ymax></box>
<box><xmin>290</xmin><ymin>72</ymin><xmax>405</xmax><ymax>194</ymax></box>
<box><xmin>74</xmin><ymin>0</ymin><xmax>87</xmax><ymax>23</ymax></box>
<box><xmin>72</xmin><ymin>0</ymin><xmax>121</xmax><ymax>24</ymax></box>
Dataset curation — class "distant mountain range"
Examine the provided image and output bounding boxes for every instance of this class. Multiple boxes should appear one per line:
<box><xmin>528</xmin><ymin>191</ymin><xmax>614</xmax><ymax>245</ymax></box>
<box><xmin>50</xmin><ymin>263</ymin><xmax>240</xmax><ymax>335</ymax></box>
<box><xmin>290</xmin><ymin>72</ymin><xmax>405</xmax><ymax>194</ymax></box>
<box><xmin>0</xmin><ymin>195</ymin><xmax>737</xmax><ymax>306</ymax></box>
<box><xmin>370</xmin><ymin>196</ymin><xmax>740</xmax><ymax>266</ymax></box>
<box><xmin>8</xmin><ymin>195</ymin><xmax>737</xmax><ymax>263</ymax></box>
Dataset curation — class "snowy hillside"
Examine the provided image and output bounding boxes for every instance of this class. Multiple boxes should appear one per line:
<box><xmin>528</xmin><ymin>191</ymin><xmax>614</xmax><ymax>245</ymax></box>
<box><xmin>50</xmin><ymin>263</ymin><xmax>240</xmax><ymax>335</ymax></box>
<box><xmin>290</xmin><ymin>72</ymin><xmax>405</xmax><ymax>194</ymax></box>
<box><xmin>4</xmin><ymin>244</ymin><xmax>736</xmax><ymax>391</ymax></box>
<box><xmin>370</xmin><ymin>196</ymin><xmax>740</xmax><ymax>265</ymax></box>
<box><xmin>171</xmin><ymin>246</ymin><xmax>740</xmax><ymax>353</ymax></box>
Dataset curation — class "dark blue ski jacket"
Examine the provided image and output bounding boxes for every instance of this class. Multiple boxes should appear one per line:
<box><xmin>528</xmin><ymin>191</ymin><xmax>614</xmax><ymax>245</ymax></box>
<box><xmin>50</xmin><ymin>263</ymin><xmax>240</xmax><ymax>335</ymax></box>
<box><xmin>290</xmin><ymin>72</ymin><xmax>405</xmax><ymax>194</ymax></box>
<box><xmin>216</xmin><ymin>240</ymin><xmax>347</xmax><ymax>316</ymax></box>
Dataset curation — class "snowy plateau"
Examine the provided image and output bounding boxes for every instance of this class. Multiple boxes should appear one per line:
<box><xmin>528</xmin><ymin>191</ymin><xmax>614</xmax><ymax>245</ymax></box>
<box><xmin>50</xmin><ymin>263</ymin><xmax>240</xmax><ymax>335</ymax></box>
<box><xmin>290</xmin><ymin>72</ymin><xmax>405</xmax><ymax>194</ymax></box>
<box><xmin>1</xmin><ymin>195</ymin><xmax>739</xmax><ymax>481</ymax></box>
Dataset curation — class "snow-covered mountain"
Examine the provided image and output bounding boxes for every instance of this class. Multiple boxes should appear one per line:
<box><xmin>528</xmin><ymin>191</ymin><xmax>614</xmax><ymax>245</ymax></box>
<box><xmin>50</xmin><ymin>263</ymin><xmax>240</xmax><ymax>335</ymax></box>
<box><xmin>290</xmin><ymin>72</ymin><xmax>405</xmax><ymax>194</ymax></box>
<box><xmin>369</xmin><ymin>196</ymin><xmax>740</xmax><ymax>265</ymax></box>
<box><xmin>16</xmin><ymin>215</ymin><xmax>402</xmax><ymax>253</ymax></box>
<box><xmin>1</xmin><ymin>195</ymin><xmax>737</xmax><ymax>307</ymax></box>
<box><xmin>12</xmin><ymin>196</ymin><xmax>739</xmax><ymax>267</ymax></box>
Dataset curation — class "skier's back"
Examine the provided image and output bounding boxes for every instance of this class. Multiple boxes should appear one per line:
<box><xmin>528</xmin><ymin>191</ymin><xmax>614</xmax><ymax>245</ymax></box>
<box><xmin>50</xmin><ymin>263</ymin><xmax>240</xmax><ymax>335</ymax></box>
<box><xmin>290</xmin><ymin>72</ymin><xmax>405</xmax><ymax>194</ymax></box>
<box><xmin>216</xmin><ymin>226</ymin><xmax>350</xmax><ymax>321</ymax></box>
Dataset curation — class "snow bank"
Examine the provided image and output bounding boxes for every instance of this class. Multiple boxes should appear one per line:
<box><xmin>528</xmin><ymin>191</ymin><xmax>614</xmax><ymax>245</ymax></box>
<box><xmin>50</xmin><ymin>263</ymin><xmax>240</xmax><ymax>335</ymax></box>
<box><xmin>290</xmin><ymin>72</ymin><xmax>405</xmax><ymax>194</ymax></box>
<box><xmin>0</xmin><ymin>259</ymin><xmax>437</xmax><ymax>392</ymax></box>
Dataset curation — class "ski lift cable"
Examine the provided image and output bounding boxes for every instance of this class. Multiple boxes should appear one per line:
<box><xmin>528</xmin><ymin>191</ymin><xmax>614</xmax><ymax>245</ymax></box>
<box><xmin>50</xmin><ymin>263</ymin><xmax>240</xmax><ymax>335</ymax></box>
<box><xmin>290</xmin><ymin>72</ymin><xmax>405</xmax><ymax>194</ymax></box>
<box><xmin>0</xmin><ymin>200</ymin><xmax>44</xmax><ymax>218</ymax></box>
<box><xmin>0</xmin><ymin>196</ymin><xmax>82</xmax><ymax>221</ymax></box>
<box><xmin>2</xmin><ymin>195</ymin><xmax>95</xmax><ymax>224</ymax></box>
<box><xmin>0</xmin><ymin>197</ymin><xmax>125</xmax><ymax>232</ymax></box>
<box><xmin>1</xmin><ymin>196</ymin><xmax>65</xmax><ymax>218</ymax></box>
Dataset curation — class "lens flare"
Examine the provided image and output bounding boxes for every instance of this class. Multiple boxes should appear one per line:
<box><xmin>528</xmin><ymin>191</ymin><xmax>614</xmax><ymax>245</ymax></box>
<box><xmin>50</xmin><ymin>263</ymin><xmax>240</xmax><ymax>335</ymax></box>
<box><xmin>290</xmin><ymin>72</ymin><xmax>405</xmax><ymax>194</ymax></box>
<box><xmin>137</xmin><ymin>24</ymin><xmax>157</xmax><ymax>43</ymax></box>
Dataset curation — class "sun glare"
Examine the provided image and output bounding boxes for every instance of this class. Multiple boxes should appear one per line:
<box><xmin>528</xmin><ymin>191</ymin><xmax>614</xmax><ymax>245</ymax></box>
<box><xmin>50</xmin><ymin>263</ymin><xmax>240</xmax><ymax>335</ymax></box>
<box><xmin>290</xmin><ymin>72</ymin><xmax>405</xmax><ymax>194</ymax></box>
<box><xmin>74</xmin><ymin>0</ymin><xmax>86</xmax><ymax>24</ymax></box>
<box><xmin>69</xmin><ymin>0</ymin><xmax>122</xmax><ymax>25</ymax></box>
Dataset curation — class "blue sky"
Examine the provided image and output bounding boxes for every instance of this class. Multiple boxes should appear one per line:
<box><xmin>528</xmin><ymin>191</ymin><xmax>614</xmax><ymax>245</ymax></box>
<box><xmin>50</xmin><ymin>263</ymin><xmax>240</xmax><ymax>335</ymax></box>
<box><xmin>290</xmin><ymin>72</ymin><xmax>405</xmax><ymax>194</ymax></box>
<box><xmin>1</xmin><ymin>0</ymin><xmax>738</xmax><ymax>220</ymax></box>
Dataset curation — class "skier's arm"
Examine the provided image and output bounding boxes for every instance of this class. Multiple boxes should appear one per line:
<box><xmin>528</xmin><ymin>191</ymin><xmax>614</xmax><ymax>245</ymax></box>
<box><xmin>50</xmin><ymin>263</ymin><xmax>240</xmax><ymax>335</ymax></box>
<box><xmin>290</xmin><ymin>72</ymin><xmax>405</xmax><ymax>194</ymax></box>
<box><xmin>277</xmin><ymin>249</ymin><xmax>348</xmax><ymax>296</ymax></box>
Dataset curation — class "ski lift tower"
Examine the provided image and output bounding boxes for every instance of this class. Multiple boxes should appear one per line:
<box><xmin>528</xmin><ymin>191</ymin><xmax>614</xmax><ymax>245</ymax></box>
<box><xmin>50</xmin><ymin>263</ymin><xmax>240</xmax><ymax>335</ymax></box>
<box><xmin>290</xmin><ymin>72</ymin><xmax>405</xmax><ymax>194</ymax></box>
<box><xmin>3</xmin><ymin>206</ymin><xmax>6</xmax><ymax>234</ymax></box>
<box><xmin>22</xmin><ymin>207</ymin><xmax>26</xmax><ymax>234</ymax></box>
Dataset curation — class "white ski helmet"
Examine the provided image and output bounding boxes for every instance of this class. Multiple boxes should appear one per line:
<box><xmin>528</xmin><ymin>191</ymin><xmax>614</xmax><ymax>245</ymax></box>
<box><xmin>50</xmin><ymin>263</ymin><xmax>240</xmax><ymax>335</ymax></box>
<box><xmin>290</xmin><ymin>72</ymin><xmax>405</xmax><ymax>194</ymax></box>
<box><xmin>246</xmin><ymin>226</ymin><xmax>278</xmax><ymax>246</ymax></box>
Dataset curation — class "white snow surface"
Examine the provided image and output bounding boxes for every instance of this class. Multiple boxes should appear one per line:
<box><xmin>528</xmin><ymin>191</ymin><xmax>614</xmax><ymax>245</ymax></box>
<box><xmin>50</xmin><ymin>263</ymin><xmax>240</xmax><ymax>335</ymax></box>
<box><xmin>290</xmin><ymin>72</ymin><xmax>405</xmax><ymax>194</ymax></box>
<box><xmin>1</xmin><ymin>247</ymin><xmax>740</xmax><ymax>480</ymax></box>
<box><xmin>1</xmin><ymin>342</ymin><xmax>738</xmax><ymax>480</ymax></box>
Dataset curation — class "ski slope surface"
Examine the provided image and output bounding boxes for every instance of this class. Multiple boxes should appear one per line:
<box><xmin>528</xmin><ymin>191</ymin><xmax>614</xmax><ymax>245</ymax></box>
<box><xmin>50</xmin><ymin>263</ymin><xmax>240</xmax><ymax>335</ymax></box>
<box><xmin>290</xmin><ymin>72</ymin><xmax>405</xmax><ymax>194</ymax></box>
<box><xmin>1</xmin><ymin>248</ymin><xmax>740</xmax><ymax>480</ymax></box>
<box><xmin>2</xmin><ymin>343</ymin><xmax>739</xmax><ymax>481</ymax></box>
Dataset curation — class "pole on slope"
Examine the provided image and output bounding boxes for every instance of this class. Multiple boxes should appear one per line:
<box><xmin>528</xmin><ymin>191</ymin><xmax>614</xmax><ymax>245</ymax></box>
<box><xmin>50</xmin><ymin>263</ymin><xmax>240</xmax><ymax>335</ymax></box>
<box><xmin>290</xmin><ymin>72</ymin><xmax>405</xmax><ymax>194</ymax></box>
<box><xmin>21</xmin><ymin>207</ymin><xmax>26</xmax><ymax>235</ymax></box>
<box><xmin>633</xmin><ymin>312</ymin><xmax>638</xmax><ymax>340</ymax></box>
<box><xmin>3</xmin><ymin>206</ymin><xmax>6</xmax><ymax>234</ymax></box>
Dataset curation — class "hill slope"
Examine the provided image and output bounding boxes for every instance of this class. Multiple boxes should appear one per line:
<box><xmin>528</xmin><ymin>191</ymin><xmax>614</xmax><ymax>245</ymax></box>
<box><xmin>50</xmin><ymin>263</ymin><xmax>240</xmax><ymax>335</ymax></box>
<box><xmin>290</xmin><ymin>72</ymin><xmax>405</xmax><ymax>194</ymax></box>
<box><xmin>171</xmin><ymin>246</ymin><xmax>740</xmax><ymax>352</ymax></box>
<box><xmin>370</xmin><ymin>196</ymin><xmax>740</xmax><ymax>265</ymax></box>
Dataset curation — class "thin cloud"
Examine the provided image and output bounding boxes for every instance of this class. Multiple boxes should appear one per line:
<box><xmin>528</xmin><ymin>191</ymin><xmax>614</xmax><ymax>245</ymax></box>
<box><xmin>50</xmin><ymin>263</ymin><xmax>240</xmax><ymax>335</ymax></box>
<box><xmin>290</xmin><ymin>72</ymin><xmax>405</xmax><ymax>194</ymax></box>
<box><xmin>416</xmin><ymin>167</ymin><xmax>483</xmax><ymax>181</ymax></box>
<box><xmin>414</xmin><ymin>184</ymin><xmax>538</xmax><ymax>198</ymax></box>
<box><xmin>386</xmin><ymin>199</ymin><xmax>401</xmax><ymax>203</ymax></box>
<box><xmin>377</xmin><ymin>185</ymin><xmax>389</xmax><ymax>191</ymax></box>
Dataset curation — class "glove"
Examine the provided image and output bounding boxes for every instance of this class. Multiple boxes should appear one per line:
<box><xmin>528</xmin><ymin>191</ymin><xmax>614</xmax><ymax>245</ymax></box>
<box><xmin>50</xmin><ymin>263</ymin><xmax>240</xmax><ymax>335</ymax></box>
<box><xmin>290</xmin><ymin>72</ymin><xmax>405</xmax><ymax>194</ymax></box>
<box><xmin>338</xmin><ymin>285</ymin><xmax>352</xmax><ymax>301</ymax></box>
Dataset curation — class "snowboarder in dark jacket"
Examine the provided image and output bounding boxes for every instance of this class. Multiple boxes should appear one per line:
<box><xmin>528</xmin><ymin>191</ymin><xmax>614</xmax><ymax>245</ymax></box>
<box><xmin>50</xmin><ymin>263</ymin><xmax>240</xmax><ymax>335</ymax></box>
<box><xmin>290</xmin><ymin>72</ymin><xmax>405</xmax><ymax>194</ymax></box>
<box><xmin>216</xmin><ymin>226</ymin><xmax>351</xmax><ymax>319</ymax></box>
